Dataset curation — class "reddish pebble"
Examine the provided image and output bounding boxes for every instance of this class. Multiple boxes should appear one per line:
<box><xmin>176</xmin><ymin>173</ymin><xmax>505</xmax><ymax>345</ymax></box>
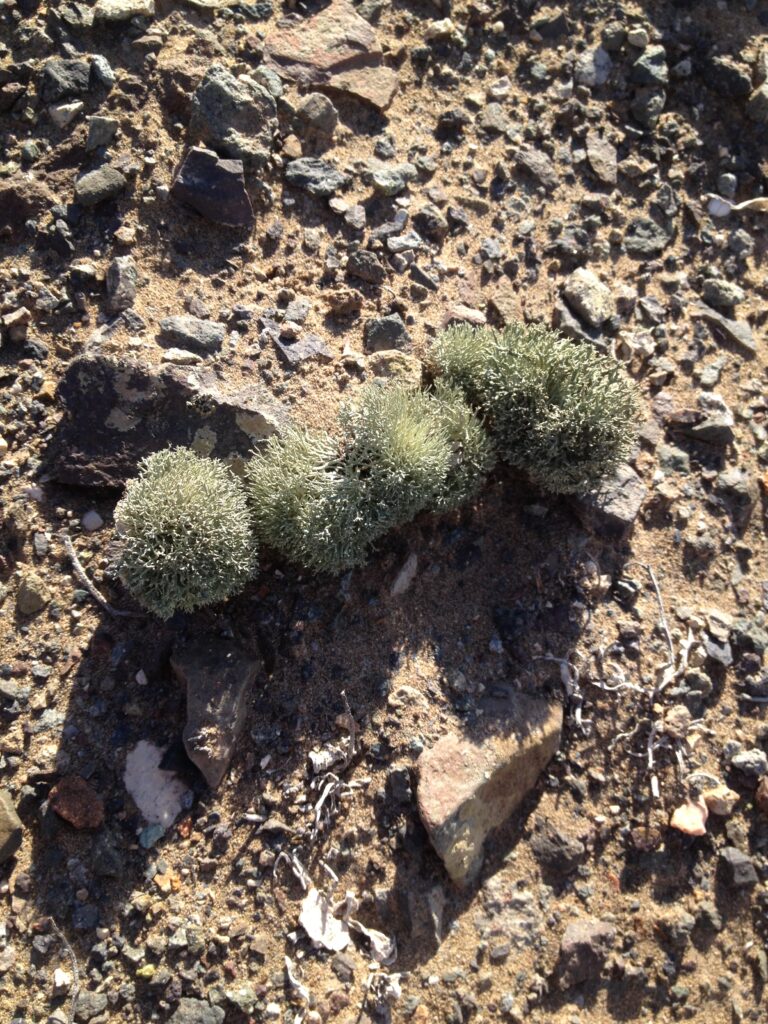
<box><xmin>49</xmin><ymin>775</ymin><xmax>104</xmax><ymax>829</ymax></box>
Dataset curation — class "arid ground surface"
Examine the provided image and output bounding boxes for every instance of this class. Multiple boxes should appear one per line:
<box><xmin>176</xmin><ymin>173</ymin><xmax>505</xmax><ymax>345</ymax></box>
<box><xmin>1</xmin><ymin>1</ymin><xmax>768</xmax><ymax>1023</ymax></box>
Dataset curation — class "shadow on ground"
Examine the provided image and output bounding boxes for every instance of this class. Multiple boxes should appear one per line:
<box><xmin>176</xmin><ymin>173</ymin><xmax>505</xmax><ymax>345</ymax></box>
<box><xmin>0</xmin><ymin>463</ymin><xmax>641</xmax><ymax>1022</ymax></box>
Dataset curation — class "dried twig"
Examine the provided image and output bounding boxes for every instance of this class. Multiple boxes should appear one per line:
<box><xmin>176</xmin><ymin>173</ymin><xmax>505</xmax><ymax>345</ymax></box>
<box><xmin>643</xmin><ymin>565</ymin><xmax>671</xmax><ymax>684</ymax></box>
<box><xmin>534</xmin><ymin>655</ymin><xmax>591</xmax><ymax>733</ymax></box>
<box><xmin>60</xmin><ymin>532</ymin><xmax>141</xmax><ymax>619</ymax></box>
<box><xmin>50</xmin><ymin>919</ymin><xmax>80</xmax><ymax>1024</ymax></box>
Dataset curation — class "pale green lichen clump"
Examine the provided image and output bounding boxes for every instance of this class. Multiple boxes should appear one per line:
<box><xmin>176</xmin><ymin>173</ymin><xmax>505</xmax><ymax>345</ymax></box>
<box><xmin>246</xmin><ymin>382</ymin><xmax>493</xmax><ymax>573</ymax></box>
<box><xmin>431</xmin><ymin>321</ymin><xmax>640</xmax><ymax>495</ymax></box>
<box><xmin>115</xmin><ymin>447</ymin><xmax>256</xmax><ymax>618</ymax></box>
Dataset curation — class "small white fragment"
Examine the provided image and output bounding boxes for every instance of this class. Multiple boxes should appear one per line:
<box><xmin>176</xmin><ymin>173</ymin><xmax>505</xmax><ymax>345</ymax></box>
<box><xmin>391</xmin><ymin>553</ymin><xmax>418</xmax><ymax>597</ymax></box>
<box><xmin>123</xmin><ymin>740</ymin><xmax>191</xmax><ymax>828</ymax></box>
<box><xmin>707</xmin><ymin>196</ymin><xmax>732</xmax><ymax>218</ymax></box>
<box><xmin>669</xmin><ymin>796</ymin><xmax>708</xmax><ymax>836</ymax></box>
<box><xmin>299</xmin><ymin>888</ymin><xmax>350</xmax><ymax>952</ymax></box>
<box><xmin>81</xmin><ymin>510</ymin><xmax>104</xmax><ymax>533</ymax></box>
<box><xmin>52</xmin><ymin>968</ymin><xmax>72</xmax><ymax>995</ymax></box>
<box><xmin>135</xmin><ymin>669</ymin><xmax>148</xmax><ymax>686</ymax></box>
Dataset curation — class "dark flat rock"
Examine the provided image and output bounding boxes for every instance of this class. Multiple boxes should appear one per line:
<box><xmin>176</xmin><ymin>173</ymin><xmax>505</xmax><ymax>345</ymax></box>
<box><xmin>171</xmin><ymin>147</ymin><xmax>254</xmax><ymax>228</ymax></box>
<box><xmin>44</xmin><ymin>351</ymin><xmax>286</xmax><ymax>488</ymax></box>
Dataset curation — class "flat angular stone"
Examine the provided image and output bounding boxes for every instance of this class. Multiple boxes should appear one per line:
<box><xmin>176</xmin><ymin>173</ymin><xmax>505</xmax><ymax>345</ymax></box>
<box><xmin>719</xmin><ymin>846</ymin><xmax>758</xmax><ymax>889</ymax></box>
<box><xmin>285</xmin><ymin>157</ymin><xmax>351</xmax><ymax>198</ymax></box>
<box><xmin>574</xmin><ymin>45</ymin><xmax>612</xmax><ymax>87</ymax></box>
<box><xmin>323</xmin><ymin>65</ymin><xmax>399</xmax><ymax>111</ymax></box>
<box><xmin>417</xmin><ymin>694</ymin><xmax>562</xmax><ymax>885</ymax></box>
<box><xmin>690</xmin><ymin>302</ymin><xmax>756</xmax><ymax>355</ymax></box>
<box><xmin>515</xmin><ymin>145</ymin><xmax>557</xmax><ymax>189</ymax></box>
<box><xmin>264</xmin><ymin>0</ymin><xmax>381</xmax><ymax>85</ymax></box>
<box><xmin>275</xmin><ymin>333</ymin><xmax>333</xmax><ymax>366</ymax></box>
<box><xmin>630</xmin><ymin>44</ymin><xmax>668</xmax><ymax>87</ymax></box>
<box><xmin>171</xmin><ymin>147</ymin><xmax>254</xmax><ymax>228</ymax></box>
<box><xmin>570</xmin><ymin>463</ymin><xmax>646</xmax><ymax>540</ymax></box>
<box><xmin>585</xmin><ymin>130</ymin><xmax>617</xmax><ymax>185</ymax></box>
<box><xmin>363</xmin><ymin>313</ymin><xmax>410</xmax><ymax>352</ymax></box>
<box><xmin>171</xmin><ymin>634</ymin><xmax>261</xmax><ymax>789</ymax></box>
<box><xmin>45</xmin><ymin>352</ymin><xmax>286</xmax><ymax>488</ymax></box>
<box><xmin>106</xmin><ymin>255</ymin><xmax>137</xmax><ymax>312</ymax></box>
<box><xmin>159</xmin><ymin>315</ymin><xmax>226</xmax><ymax>354</ymax></box>
<box><xmin>347</xmin><ymin>248</ymin><xmax>387</xmax><ymax>284</ymax></box>
<box><xmin>0</xmin><ymin>790</ymin><xmax>23</xmax><ymax>864</ymax></box>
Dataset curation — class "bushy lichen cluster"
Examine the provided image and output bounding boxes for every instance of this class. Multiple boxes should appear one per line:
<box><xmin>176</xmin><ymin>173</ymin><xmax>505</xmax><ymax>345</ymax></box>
<box><xmin>430</xmin><ymin>322</ymin><xmax>640</xmax><ymax>494</ymax></box>
<box><xmin>246</xmin><ymin>382</ymin><xmax>493</xmax><ymax>573</ymax></box>
<box><xmin>114</xmin><ymin>447</ymin><xmax>256</xmax><ymax>619</ymax></box>
<box><xmin>115</xmin><ymin>322</ymin><xmax>640</xmax><ymax>616</ymax></box>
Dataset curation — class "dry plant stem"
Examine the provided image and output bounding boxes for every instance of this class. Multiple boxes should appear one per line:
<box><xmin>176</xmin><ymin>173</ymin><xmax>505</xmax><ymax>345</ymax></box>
<box><xmin>534</xmin><ymin>655</ymin><xmax>590</xmax><ymax>732</ymax></box>
<box><xmin>60</xmin><ymin>532</ymin><xmax>141</xmax><ymax>619</ymax></box>
<box><xmin>643</xmin><ymin>563</ymin><xmax>676</xmax><ymax>694</ymax></box>
<box><xmin>50</xmin><ymin>919</ymin><xmax>80</xmax><ymax>1024</ymax></box>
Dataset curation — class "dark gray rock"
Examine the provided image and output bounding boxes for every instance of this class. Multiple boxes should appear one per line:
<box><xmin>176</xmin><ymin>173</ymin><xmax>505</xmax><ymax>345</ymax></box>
<box><xmin>171</xmin><ymin>147</ymin><xmax>254</xmax><ymax>228</ymax></box>
<box><xmin>44</xmin><ymin>351</ymin><xmax>286</xmax><ymax>488</ymax></box>
<box><xmin>413</xmin><ymin>204</ymin><xmax>449</xmax><ymax>243</ymax></box>
<box><xmin>276</xmin><ymin>333</ymin><xmax>332</xmax><ymax>366</ymax></box>
<box><xmin>159</xmin><ymin>315</ymin><xmax>226</xmax><ymax>354</ymax></box>
<box><xmin>86</xmin><ymin>115</ymin><xmax>119</xmax><ymax>151</ymax></box>
<box><xmin>479</xmin><ymin>102</ymin><xmax>511</xmax><ymax>134</ymax></box>
<box><xmin>74</xmin><ymin>991</ymin><xmax>109</xmax><ymax>1023</ymax></box>
<box><xmin>690</xmin><ymin>302</ymin><xmax>756</xmax><ymax>355</ymax></box>
<box><xmin>106</xmin><ymin>255</ymin><xmax>137</xmax><ymax>312</ymax></box>
<box><xmin>171</xmin><ymin>635</ymin><xmax>261</xmax><ymax>789</ymax></box>
<box><xmin>363</xmin><ymin>161</ymin><xmax>417</xmax><ymax>196</ymax></box>
<box><xmin>630</xmin><ymin>45</ymin><xmax>668</xmax><ymax>86</ymax></box>
<box><xmin>72</xmin><ymin>904</ymin><xmax>99</xmax><ymax>931</ymax></box>
<box><xmin>708</xmin><ymin>57</ymin><xmax>752</xmax><ymax>99</ymax></box>
<box><xmin>624</xmin><ymin>216</ymin><xmax>673</xmax><ymax>257</ymax></box>
<box><xmin>40</xmin><ymin>58</ymin><xmax>91</xmax><ymax>102</ymax></box>
<box><xmin>168</xmin><ymin>998</ymin><xmax>225</xmax><ymax>1024</ymax></box>
<box><xmin>718</xmin><ymin>847</ymin><xmax>758</xmax><ymax>889</ymax></box>
<box><xmin>631</xmin><ymin>87</ymin><xmax>666</xmax><ymax>127</ymax></box>
<box><xmin>364</xmin><ymin>313</ymin><xmax>411</xmax><ymax>352</ymax></box>
<box><xmin>530</xmin><ymin>818</ymin><xmax>586</xmax><ymax>878</ymax></box>
<box><xmin>0</xmin><ymin>790</ymin><xmax>23</xmax><ymax>864</ymax></box>
<box><xmin>74</xmin><ymin>166</ymin><xmax>127</xmax><ymax>207</ymax></box>
<box><xmin>285</xmin><ymin>157</ymin><xmax>350</xmax><ymax>198</ymax></box>
<box><xmin>556</xmin><ymin>919</ymin><xmax>616</xmax><ymax>988</ymax></box>
<box><xmin>553</xmin><ymin>299</ymin><xmax>607</xmax><ymax>352</ymax></box>
<box><xmin>283</xmin><ymin>298</ymin><xmax>310</xmax><ymax>324</ymax></box>
<box><xmin>701</xmin><ymin>279</ymin><xmax>745</xmax><ymax>309</ymax></box>
<box><xmin>534</xmin><ymin>8</ymin><xmax>569</xmax><ymax>36</ymax></box>
<box><xmin>570</xmin><ymin>463</ymin><xmax>646</xmax><ymax>540</ymax></box>
<box><xmin>347</xmin><ymin>248</ymin><xmax>387</xmax><ymax>285</ymax></box>
<box><xmin>296</xmin><ymin>92</ymin><xmax>338</xmax><ymax>136</ymax></box>
<box><xmin>189</xmin><ymin>64</ymin><xmax>276</xmax><ymax>168</ymax></box>
<box><xmin>515</xmin><ymin>145</ymin><xmax>557</xmax><ymax>189</ymax></box>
